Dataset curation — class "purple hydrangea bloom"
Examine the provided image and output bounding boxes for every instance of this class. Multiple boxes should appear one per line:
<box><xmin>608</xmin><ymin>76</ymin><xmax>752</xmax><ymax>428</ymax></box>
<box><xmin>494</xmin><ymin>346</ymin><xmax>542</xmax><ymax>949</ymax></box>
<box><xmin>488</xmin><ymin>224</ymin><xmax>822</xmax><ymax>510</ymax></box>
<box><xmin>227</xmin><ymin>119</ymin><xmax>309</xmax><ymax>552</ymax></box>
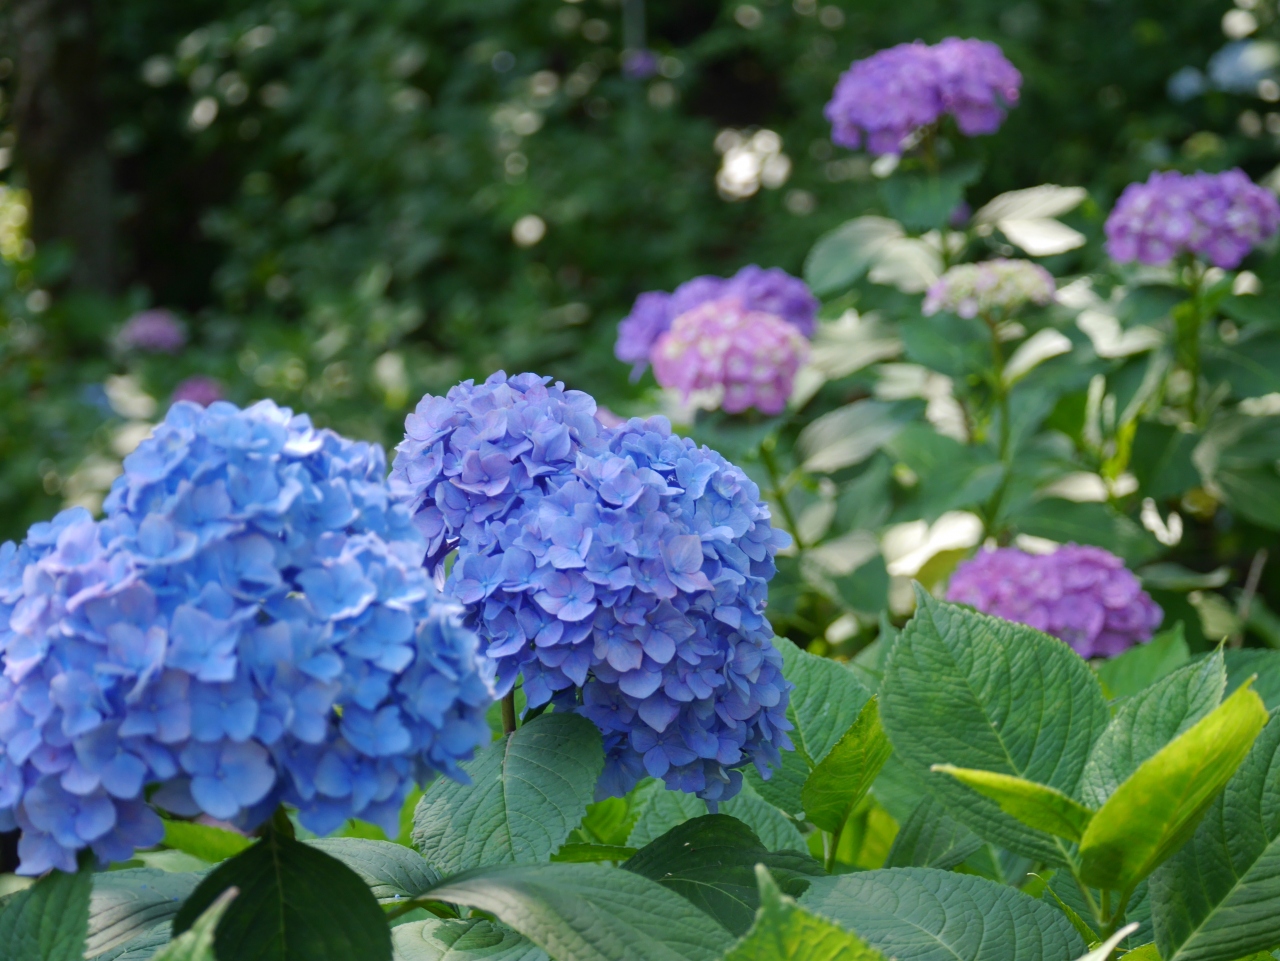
<box><xmin>1105</xmin><ymin>169</ymin><xmax>1280</xmax><ymax>270</ymax></box>
<box><xmin>922</xmin><ymin>258</ymin><xmax>1056</xmax><ymax>319</ymax></box>
<box><xmin>623</xmin><ymin>49</ymin><xmax>661</xmax><ymax>81</ymax></box>
<box><xmin>0</xmin><ymin>400</ymin><xmax>494</xmax><ymax>874</ymax></box>
<box><xmin>651</xmin><ymin>297</ymin><xmax>810</xmax><ymax>416</ymax></box>
<box><xmin>946</xmin><ymin>544</ymin><xmax>1163</xmax><ymax>659</ymax></box>
<box><xmin>390</xmin><ymin>373</ymin><xmax>794</xmax><ymax>802</ymax></box>
<box><xmin>171</xmin><ymin>376</ymin><xmax>223</xmax><ymax>407</ymax></box>
<box><xmin>825</xmin><ymin>38</ymin><xmax>1021</xmax><ymax>155</ymax></box>
<box><xmin>614</xmin><ymin>266</ymin><xmax>817</xmax><ymax>376</ymax></box>
<box><xmin>117</xmin><ymin>310</ymin><xmax>187</xmax><ymax>354</ymax></box>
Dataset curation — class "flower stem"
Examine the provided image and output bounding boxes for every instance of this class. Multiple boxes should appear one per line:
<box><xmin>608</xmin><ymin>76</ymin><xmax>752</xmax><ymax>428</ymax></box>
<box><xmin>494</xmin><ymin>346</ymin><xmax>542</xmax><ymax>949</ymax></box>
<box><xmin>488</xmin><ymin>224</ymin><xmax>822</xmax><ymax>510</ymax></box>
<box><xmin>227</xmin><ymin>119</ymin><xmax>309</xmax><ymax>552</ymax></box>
<box><xmin>501</xmin><ymin>691</ymin><xmax>517</xmax><ymax>735</ymax></box>
<box><xmin>760</xmin><ymin>436</ymin><xmax>803</xmax><ymax>550</ymax></box>
<box><xmin>980</xmin><ymin>313</ymin><xmax>1013</xmax><ymax>538</ymax></box>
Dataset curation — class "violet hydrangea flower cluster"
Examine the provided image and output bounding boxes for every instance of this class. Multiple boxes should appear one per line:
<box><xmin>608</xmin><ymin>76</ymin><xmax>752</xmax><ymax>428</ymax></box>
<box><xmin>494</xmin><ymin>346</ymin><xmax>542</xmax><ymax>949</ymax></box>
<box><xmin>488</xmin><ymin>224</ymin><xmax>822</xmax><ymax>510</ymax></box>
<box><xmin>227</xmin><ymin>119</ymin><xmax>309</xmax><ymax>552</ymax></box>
<box><xmin>651</xmin><ymin>297</ymin><xmax>810</xmax><ymax>415</ymax></box>
<box><xmin>116</xmin><ymin>309</ymin><xmax>187</xmax><ymax>354</ymax></box>
<box><xmin>825</xmin><ymin>38</ymin><xmax>1021</xmax><ymax>155</ymax></box>
<box><xmin>390</xmin><ymin>373</ymin><xmax>793</xmax><ymax>802</ymax></box>
<box><xmin>614</xmin><ymin>265</ymin><xmax>818</xmax><ymax>375</ymax></box>
<box><xmin>1104</xmin><ymin>169</ymin><xmax>1280</xmax><ymax>270</ymax></box>
<box><xmin>922</xmin><ymin>258</ymin><xmax>1056</xmax><ymax>319</ymax></box>
<box><xmin>946</xmin><ymin>544</ymin><xmax>1163</xmax><ymax>658</ymax></box>
<box><xmin>0</xmin><ymin>400</ymin><xmax>494</xmax><ymax>874</ymax></box>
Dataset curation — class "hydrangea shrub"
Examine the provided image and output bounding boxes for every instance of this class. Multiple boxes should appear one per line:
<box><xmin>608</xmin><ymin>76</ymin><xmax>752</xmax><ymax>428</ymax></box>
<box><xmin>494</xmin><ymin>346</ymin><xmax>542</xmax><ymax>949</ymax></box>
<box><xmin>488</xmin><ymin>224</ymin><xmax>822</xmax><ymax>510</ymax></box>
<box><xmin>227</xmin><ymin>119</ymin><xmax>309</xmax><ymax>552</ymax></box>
<box><xmin>391</xmin><ymin>373</ymin><xmax>793</xmax><ymax>801</ymax></box>
<box><xmin>923</xmin><ymin>258</ymin><xmax>1056</xmax><ymax>319</ymax></box>
<box><xmin>0</xmin><ymin>400</ymin><xmax>494</xmax><ymax>874</ymax></box>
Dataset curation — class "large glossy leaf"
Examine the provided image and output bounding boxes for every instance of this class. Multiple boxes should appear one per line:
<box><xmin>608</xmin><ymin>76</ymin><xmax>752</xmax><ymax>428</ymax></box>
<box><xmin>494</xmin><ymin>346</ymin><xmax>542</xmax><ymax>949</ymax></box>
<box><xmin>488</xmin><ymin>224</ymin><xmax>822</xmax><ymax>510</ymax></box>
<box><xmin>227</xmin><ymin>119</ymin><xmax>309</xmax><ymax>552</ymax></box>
<box><xmin>880</xmin><ymin>589</ymin><xmax>1110</xmax><ymax>864</ymax></box>
<box><xmin>626</xmin><ymin>778</ymin><xmax>709</xmax><ymax>848</ymax></box>
<box><xmin>803</xmin><ymin>217</ymin><xmax>904</xmax><ymax>297</ymax></box>
<box><xmin>800</xmin><ymin>867</ymin><xmax>1086</xmax><ymax>961</ymax></box>
<box><xmin>1078</xmin><ymin>683</ymin><xmax>1269</xmax><ymax>892</ymax></box>
<box><xmin>801</xmin><ymin>696</ymin><xmax>891</xmax><ymax>833</ymax></box>
<box><xmin>152</xmin><ymin>889</ymin><xmax>236</xmax><ymax>961</ymax></box>
<box><xmin>1095</xmin><ymin>625</ymin><xmax>1190</xmax><ymax>699</ymax></box>
<box><xmin>173</xmin><ymin>828</ymin><xmax>392</xmax><ymax>961</ymax></box>
<box><xmin>884</xmin><ymin>795</ymin><xmax>982</xmax><ymax>870</ymax></box>
<box><xmin>1013</xmin><ymin>499</ymin><xmax>1161</xmax><ymax>566</ymax></box>
<box><xmin>413</xmin><ymin>713</ymin><xmax>604</xmax><ymax>874</ymax></box>
<box><xmin>1150</xmin><ymin>710</ymin><xmax>1280</xmax><ymax>961</ymax></box>
<box><xmin>745</xmin><ymin>750</ymin><xmax>808</xmax><ymax>820</ymax></box>
<box><xmin>795</xmin><ymin>401</ymin><xmax>917</xmax><ymax>474</ymax></box>
<box><xmin>86</xmin><ymin>869</ymin><xmax>203</xmax><ymax>959</ymax></box>
<box><xmin>777</xmin><ymin>637</ymin><xmax>871</xmax><ymax>769</ymax></box>
<box><xmin>391</xmin><ymin>919</ymin><xmax>547</xmax><ymax>961</ymax></box>
<box><xmin>931</xmin><ymin>767</ymin><xmax>1094</xmax><ymax>842</ymax></box>
<box><xmin>306</xmin><ymin>838</ymin><xmax>440</xmax><ymax>902</ymax></box>
<box><xmin>162</xmin><ymin>820</ymin><xmax>253</xmax><ymax>863</ymax></box>
<box><xmin>94</xmin><ymin>924</ymin><xmax>172</xmax><ymax>961</ymax></box>
<box><xmin>723</xmin><ymin>866</ymin><xmax>887</xmax><ymax>961</ymax></box>
<box><xmin>720</xmin><ymin>781</ymin><xmax>806</xmax><ymax>853</ymax></box>
<box><xmin>0</xmin><ymin>864</ymin><xmax>91</xmax><ymax>961</ymax></box>
<box><xmin>1226</xmin><ymin>649</ymin><xmax>1280</xmax><ymax>711</ymax></box>
<box><xmin>1079</xmin><ymin>652</ymin><xmax>1226</xmax><ymax>808</ymax></box>
<box><xmin>423</xmin><ymin>862</ymin><xmax>733</xmax><ymax>961</ymax></box>
<box><xmin>622</xmin><ymin>815</ymin><xmax>822</xmax><ymax>937</ymax></box>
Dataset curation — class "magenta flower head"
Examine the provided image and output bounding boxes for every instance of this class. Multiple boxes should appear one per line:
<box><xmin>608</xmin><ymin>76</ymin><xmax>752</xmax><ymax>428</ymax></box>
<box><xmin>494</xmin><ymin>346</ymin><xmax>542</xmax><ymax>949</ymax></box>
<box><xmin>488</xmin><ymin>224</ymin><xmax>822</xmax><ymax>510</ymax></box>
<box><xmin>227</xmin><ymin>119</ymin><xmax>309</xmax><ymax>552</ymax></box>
<box><xmin>171</xmin><ymin>375</ymin><xmax>223</xmax><ymax>407</ymax></box>
<box><xmin>923</xmin><ymin>258</ymin><xmax>1056</xmax><ymax>319</ymax></box>
<box><xmin>117</xmin><ymin>309</ymin><xmax>187</xmax><ymax>354</ymax></box>
<box><xmin>651</xmin><ymin>297</ymin><xmax>810</xmax><ymax>416</ymax></box>
<box><xmin>946</xmin><ymin>544</ymin><xmax>1163</xmax><ymax>659</ymax></box>
<box><xmin>614</xmin><ymin>266</ymin><xmax>817</xmax><ymax>377</ymax></box>
<box><xmin>1105</xmin><ymin>168</ymin><xmax>1280</xmax><ymax>270</ymax></box>
<box><xmin>825</xmin><ymin>38</ymin><xmax>1020</xmax><ymax>155</ymax></box>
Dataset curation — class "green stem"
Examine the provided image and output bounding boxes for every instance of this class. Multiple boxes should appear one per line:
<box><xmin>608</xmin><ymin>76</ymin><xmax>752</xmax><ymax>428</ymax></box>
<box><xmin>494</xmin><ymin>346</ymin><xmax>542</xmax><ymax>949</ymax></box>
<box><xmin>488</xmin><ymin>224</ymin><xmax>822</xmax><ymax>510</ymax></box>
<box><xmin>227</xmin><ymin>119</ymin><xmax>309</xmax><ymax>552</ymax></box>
<box><xmin>1068</xmin><ymin>867</ymin><xmax>1105</xmax><ymax>930</ymax></box>
<box><xmin>1175</xmin><ymin>257</ymin><xmax>1206</xmax><ymax>416</ymax></box>
<box><xmin>501</xmin><ymin>691</ymin><xmax>517</xmax><ymax>735</ymax></box>
<box><xmin>823</xmin><ymin>825</ymin><xmax>843</xmax><ymax>874</ymax></box>
<box><xmin>760</xmin><ymin>437</ymin><xmax>803</xmax><ymax>550</ymax></box>
<box><xmin>385</xmin><ymin>898</ymin><xmax>458</xmax><ymax>922</ymax></box>
<box><xmin>979</xmin><ymin>313</ymin><xmax>1013</xmax><ymax>539</ymax></box>
<box><xmin>1104</xmin><ymin>886</ymin><xmax>1135</xmax><ymax>938</ymax></box>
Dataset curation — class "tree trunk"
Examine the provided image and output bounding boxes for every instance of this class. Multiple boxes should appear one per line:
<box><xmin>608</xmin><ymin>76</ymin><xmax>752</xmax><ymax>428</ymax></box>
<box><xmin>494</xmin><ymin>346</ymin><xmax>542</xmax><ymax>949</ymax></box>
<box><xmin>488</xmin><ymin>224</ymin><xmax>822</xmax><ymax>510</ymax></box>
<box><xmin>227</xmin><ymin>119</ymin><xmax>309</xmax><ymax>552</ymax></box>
<box><xmin>11</xmin><ymin>0</ymin><xmax>115</xmax><ymax>292</ymax></box>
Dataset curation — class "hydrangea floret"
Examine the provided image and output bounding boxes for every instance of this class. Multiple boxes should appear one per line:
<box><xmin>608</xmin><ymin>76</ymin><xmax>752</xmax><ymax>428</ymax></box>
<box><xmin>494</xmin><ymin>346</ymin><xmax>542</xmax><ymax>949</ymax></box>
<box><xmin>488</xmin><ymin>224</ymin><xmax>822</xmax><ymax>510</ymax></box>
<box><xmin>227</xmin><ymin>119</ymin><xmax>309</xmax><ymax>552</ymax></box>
<box><xmin>0</xmin><ymin>400</ymin><xmax>494</xmax><ymax>874</ymax></box>
<box><xmin>825</xmin><ymin>38</ymin><xmax>1021</xmax><ymax>155</ymax></box>
<box><xmin>116</xmin><ymin>309</ymin><xmax>187</xmax><ymax>354</ymax></box>
<box><xmin>614</xmin><ymin>265</ymin><xmax>817</xmax><ymax>376</ymax></box>
<box><xmin>391</xmin><ymin>373</ymin><xmax>793</xmax><ymax>802</ymax></box>
<box><xmin>946</xmin><ymin>543</ymin><xmax>1163</xmax><ymax>658</ymax></box>
<box><xmin>922</xmin><ymin>258</ymin><xmax>1056</xmax><ymax>319</ymax></box>
<box><xmin>651</xmin><ymin>296</ymin><xmax>810</xmax><ymax>415</ymax></box>
<box><xmin>1104</xmin><ymin>168</ymin><xmax>1280</xmax><ymax>270</ymax></box>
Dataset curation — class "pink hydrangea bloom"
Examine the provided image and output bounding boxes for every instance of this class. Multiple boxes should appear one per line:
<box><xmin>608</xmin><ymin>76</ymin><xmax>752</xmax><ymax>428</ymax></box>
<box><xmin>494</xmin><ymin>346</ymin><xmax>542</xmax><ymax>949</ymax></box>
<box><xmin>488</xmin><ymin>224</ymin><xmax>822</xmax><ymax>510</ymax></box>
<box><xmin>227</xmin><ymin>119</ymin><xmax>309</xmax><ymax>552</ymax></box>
<box><xmin>923</xmin><ymin>258</ymin><xmax>1056</xmax><ymax>319</ymax></box>
<box><xmin>651</xmin><ymin>297</ymin><xmax>810</xmax><ymax>415</ymax></box>
<box><xmin>171</xmin><ymin>375</ymin><xmax>223</xmax><ymax>407</ymax></box>
<box><xmin>946</xmin><ymin>544</ymin><xmax>1163</xmax><ymax>659</ymax></box>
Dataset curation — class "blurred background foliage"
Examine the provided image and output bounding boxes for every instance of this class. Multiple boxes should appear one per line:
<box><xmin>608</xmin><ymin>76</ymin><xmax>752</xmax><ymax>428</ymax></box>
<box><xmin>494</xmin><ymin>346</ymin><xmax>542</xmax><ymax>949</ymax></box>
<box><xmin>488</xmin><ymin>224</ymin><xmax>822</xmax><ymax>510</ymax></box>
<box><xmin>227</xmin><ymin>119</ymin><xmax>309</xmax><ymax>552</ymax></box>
<box><xmin>1</xmin><ymin>0</ymin><xmax>1278</xmax><ymax>643</ymax></box>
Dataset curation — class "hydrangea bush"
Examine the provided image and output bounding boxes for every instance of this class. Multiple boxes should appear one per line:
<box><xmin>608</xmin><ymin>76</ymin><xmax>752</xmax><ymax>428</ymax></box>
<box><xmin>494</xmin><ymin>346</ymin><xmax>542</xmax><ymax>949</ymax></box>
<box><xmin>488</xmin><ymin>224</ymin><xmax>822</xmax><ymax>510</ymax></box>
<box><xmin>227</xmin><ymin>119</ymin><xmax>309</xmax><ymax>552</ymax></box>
<box><xmin>391</xmin><ymin>373</ymin><xmax>793</xmax><ymax>801</ymax></box>
<box><xmin>0</xmin><ymin>400</ymin><xmax>494</xmax><ymax>874</ymax></box>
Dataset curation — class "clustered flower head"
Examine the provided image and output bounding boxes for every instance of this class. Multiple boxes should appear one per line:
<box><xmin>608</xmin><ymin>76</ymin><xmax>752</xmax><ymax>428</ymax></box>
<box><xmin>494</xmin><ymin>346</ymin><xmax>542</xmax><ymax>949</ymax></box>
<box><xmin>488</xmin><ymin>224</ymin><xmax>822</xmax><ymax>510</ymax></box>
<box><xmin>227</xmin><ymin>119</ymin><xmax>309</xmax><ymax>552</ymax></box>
<box><xmin>390</xmin><ymin>373</ymin><xmax>793</xmax><ymax>802</ymax></box>
<box><xmin>1104</xmin><ymin>168</ymin><xmax>1280</xmax><ymax>270</ymax></box>
<box><xmin>171</xmin><ymin>375</ymin><xmax>223</xmax><ymax>408</ymax></box>
<box><xmin>922</xmin><ymin>258</ymin><xmax>1056</xmax><ymax>319</ymax></box>
<box><xmin>0</xmin><ymin>400</ymin><xmax>494</xmax><ymax>874</ymax></box>
<box><xmin>117</xmin><ymin>309</ymin><xmax>187</xmax><ymax>355</ymax></box>
<box><xmin>651</xmin><ymin>297</ymin><xmax>810</xmax><ymax>415</ymax></box>
<box><xmin>614</xmin><ymin>265</ymin><xmax>818</xmax><ymax>375</ymax></box>
<box><xmin>946</xmin><ymin>544</ymin><xmax>1163</xmax><ymax>659</ymax></box>
<box><xmin>825</xmin><ymin>38</ymin><xmax>1021</xmax><ymax>155</ymax></box>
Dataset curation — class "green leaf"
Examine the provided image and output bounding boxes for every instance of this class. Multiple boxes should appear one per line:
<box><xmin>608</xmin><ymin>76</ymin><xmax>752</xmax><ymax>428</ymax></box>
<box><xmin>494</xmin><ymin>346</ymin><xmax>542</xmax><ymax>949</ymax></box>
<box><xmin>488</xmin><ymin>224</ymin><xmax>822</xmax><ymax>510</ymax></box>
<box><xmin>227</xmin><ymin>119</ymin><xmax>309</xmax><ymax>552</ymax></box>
<box><xmin>86</xmin><ymin>869</ymin><xmax>203</xmax><ymax>959</ymax></box>
<box><xmin>803</xmin><ymin>217</ymin><xmax>903</xmax><ymax>297</ymax></box>
<box><xmin>884</xmin><ymin>794</ymin><xmax>982</xmax><ymax>870</ymax></box>
<box><xmin>1220</xmin><ymin>294</ymin><xmax>1280</xmax><ymax>329</ymax></box>
<box><xmin>422</xmin><ymin>862</ymin><xmax>733</xmax><ymax>961</ymax></box>
<box><xmin>152</xmin><ymin>888</ymin><xmax>236</xmax><ymax>961</ymax></box>
<box><xmin>723</xmin><ymin>865</ymin><xmax>887</xmax><ymax>961</ymax></box>
<box><xmin>94</xmin><ymin>923</ymin><xmax>173</xmax><ymax>961</ymax></box>
<box><xmin>1013</xmin><ymin>499</ymin><xmax>1162</xmax><ymax>567</ymax></box>
<box><xmin>305</xmin><ymin>838</ymin><xmax>440</xmax><ymax>902</ymax></box>
<box><xmin>172</xmin><ymin>827</ymin><xmax>392</xmax><ymax>961</ymax></box>
<box><xmin>1096</xmin><ymin>624</ymin><xmax>1191</xmax><ymax>699</ymax></box>
<box><xmin>622</xmin><ymin>815</ymin><xmax>822</xmax><ymax>937</ymax></box>
<box><xmin>795</xmin><ymin>401</ymin><xmax>919</xmax><ymax>475</ymax></box>
<box><xmin>1129</xmin><ymin>423</ymin><xmax>1201</xmax><ymax>502</ymax></box>
<box><xmin>880</xmin><ymin>163</ymin><xmax>982</xmax><ymax>232</ymax></box>
<box><xmin>745</xmin><ymin>749</ymin><xmax>808</xmax><ymax>820</ymax></box>
<box><xmin>1073</xmin><ymin>923</ymin><xmax>1142</xmax><ymax>961</ymax></box>
<box><xmin>801</xmin><ymin>696</ymin><xmax>892</xmax><ymax>833</ymax></box>
<box><xmin>162</xmin><ymin>820</ymin><xmax>253</xmax><ymax>863</ymax></box>
<box><xmin>580</xmin><ymin>797</ymin><xmax>638</xmax><ymax>848</ymax></box>
<box><xmin>800</xmin><ymin>867</ymin><xmax>1086</xmax><ymax>961</ymax></box>
<box><xmin>720</xmin><ymin>780</ymin><xmax>807</xmax><ymax>853</ymax></box>
<box><xmin>626</xmin><ymin>778</ymin><xmax>708</xmax><ymax>848</ymax></box>
<box><xmin>413</xmin><ymin>713</ymin><xmax>604</xmax><ymax>874</ymax></box>
<box><xmin>1214</xmin><ymin>465</ymin><xmax>1280</xmax><ymax>531</ymax></box>
<box><xmin>391</xmin><ymin>918</ymin><xmax>548</xmax><ymax>961</ymax></box>
<box><xmin>550</xmin><ymin>844</ymin><xmax>637</xmax><ymax>863</ymax></box>
<box><xmin>930</xmin><ymin>766</ymin><xmax>1095</xmax><ymax>842</ymax></box>
<box><xmin>1080</xmin><ymin>652</ymin><xmax>1226</xmax><ymax>809</ymax></box>
<box><xmin>1150</xmin><ymin>709</ymin><xmax>1280</xmax><ymax>961</ymax></box>
<box><xmin>880</xmin><ymin>588</ymin><xmax>1110</xmax><ymax>865</ymax></box>
<box><xmin>777</xmin><ymin>637</ymin><xmax>872</xmax><ymax>769</ymax></box>
<box><xmin>1226</xmin><ymin>649</ymin><xmax>1280</xmax><ymax>711</ymax></box>
<box><xmin>1078</xmin><ymin>682</ymin><xmax>1270</xmax><ymax>892</ymax></box>
<box><xmin>0</xmin><ymin>864</ymin><xmax>91</xmax><ymax>961</ymax></box>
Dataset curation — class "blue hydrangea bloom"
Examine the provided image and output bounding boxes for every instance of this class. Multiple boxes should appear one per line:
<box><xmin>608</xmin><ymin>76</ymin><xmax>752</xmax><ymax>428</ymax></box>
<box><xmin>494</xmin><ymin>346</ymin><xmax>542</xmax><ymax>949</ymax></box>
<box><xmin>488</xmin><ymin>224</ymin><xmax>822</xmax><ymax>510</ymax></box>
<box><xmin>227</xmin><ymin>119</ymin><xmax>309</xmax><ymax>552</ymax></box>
<box><xmin>0</xmin><ymin>400</ymin><xmax>494</xmax><ymax>874</ymax></box>
<box><xmin>391</xmin><ymin>373</ymin><xmax>793</xmax><ymax>802</ymax></box>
